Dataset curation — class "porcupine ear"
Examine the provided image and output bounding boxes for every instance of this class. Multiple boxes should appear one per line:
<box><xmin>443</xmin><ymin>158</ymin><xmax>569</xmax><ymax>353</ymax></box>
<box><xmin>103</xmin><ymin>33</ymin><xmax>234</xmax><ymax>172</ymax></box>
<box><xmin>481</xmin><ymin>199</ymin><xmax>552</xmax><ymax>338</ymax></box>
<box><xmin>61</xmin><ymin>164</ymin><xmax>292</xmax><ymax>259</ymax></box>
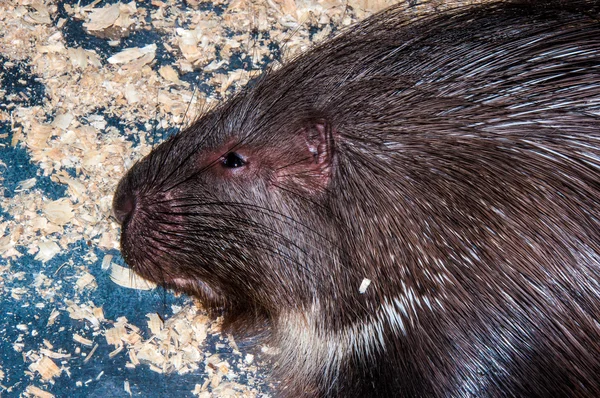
<box><xmin>277</xmin><ymin>121</ymin><xmax>334</xmax><ymax>195</ymax></box>
<box><xmin>303</xmin><ymin>121</ymin><xmax>335</xmax><ymax>188</ymax></box>
<box><xmin>305</xmin><ymin>122</ymin><xmax>333</xmax><ymax>169</ymax></box>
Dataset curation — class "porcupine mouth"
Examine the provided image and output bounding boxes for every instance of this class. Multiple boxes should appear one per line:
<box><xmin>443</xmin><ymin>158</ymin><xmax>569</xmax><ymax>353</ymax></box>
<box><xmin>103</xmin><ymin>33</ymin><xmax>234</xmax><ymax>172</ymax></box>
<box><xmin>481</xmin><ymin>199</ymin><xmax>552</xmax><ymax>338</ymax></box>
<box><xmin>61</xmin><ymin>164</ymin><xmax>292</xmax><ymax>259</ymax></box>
<box><xmin>118</xmin><ymin>200</ymin><xmax>230</xmax><ymax>311</ymax></box>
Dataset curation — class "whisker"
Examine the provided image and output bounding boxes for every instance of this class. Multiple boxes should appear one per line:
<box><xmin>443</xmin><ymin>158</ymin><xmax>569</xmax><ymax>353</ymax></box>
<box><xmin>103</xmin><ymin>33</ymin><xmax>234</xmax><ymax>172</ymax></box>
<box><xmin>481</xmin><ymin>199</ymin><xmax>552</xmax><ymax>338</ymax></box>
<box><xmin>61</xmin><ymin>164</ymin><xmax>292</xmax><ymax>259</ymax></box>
<box><xmin>164</xmin><ymin>200</ymin><xmax>329</xmax><ymax>237</ymax></box>
<box><xmin>148</xmin><ymin>229</ymin><xmax>315</xmax><ymax>275</ymax></box>
<box><xmin>271</xmin><ymin>183</ymin><xmax>331</xmax><ymax>211</ymax></box>
<box><xmin>154</xmin><ymin>213</ymin><xmax>329</xmax><ymax>265</ymax></box>
<box><xmin>274</xmin><ymin>155</ymin><xmax>314</xmax><ymax>171</ymax></box>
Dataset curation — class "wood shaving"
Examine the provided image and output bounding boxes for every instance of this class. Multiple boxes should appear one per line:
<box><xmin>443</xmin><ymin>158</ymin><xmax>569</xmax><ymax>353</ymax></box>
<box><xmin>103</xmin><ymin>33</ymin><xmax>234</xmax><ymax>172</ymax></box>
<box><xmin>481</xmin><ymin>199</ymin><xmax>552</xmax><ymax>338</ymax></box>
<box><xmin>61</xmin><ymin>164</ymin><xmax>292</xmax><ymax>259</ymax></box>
<box><xmin>75</xmin><ymin>272</ymin><xmax>97</xmax><ymax>291</ymax></box>
<box><xmin>42</xmin><ymin>198</ymin><xmax>74</xmax><ymax>226</ymax></box>
<box><xmin>25</xmin><ymin>385</ymin><xmax>55</xmax><ymax>398</ymax></box>
<box><xmin>105</xmin><ymin>306</ymin><xmax>212</xmax><ymax>375</ymax></box>
<box><xmin>33</xmin><ymin>241</ymin><xmax>61</xmax><ymax>263</ymax></box>
<box><xmin>66</xmin><ymin>300</ymin><xmax>103</xmax><ymax>329</ymax></box>
<box><xmin>29</xmin><ymin>356</ymin><xmax>61</xmax><ymax>381</ymax></box>
<box><xmin>73</xmin><ymin>334</ymin><xmax>94</xmax><ymax>347</ymax></box>
<box><xmin>107</xmin><ymin>43</ymin><xmax>157</xmax><ymax>65</ymax></box>
<box><xmin>46</xmin><ymin>309</ymin><xmax>60</xmax><ymax>326</ymax></box>
<box><xmin>39</xmin><ymin>349</ymin><xmax>71</xmax><ymax>360</ymax></box>
<box><xmin>83</xmin><ymin>4</ymin><xmax>122</xmax><ymax>31</ymax></box>
<box><xmin>110</xmin><ymin>263</ymin><xmax>157</xmax><ymax>290</ymax></box>
<box><xmin>83</xmin><ymin>344</ymin><xmax>99</xmax><ymax>364</ymax></box>
<box><xmin>359</xmin><ymin>277</ymin><xmax>371</xmax><ymax>293</ymax></box>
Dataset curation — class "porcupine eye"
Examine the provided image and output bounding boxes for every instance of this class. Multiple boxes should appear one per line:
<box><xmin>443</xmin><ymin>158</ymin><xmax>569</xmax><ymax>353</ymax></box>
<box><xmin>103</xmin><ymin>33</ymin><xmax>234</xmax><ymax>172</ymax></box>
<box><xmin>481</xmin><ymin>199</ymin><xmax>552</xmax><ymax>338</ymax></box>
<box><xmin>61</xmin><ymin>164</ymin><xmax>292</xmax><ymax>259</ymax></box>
<box><xmin>221</xmin><ymin>152</ymin><xmax>246</xmax><ymax>168</ymax></box>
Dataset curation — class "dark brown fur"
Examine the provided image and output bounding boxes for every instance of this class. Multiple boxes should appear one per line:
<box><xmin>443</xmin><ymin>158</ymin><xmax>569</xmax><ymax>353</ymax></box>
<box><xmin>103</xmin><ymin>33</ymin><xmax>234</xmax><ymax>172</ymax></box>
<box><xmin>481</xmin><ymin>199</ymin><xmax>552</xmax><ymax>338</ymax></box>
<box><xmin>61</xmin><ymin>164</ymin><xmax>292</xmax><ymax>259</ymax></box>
<box><xmin>113</xmin><ymin>1</ymin><xmax>600</xmax><ymax>396</ymax></box>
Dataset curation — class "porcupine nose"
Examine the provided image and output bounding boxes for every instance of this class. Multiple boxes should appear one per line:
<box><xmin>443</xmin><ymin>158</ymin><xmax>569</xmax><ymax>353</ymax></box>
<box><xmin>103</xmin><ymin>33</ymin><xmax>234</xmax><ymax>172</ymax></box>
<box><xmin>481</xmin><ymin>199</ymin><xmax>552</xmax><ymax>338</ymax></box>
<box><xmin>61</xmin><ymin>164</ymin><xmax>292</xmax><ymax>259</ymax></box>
<box><xmin>112</xmin><ymin>181</ymin><xmax>136</xmax><ymax>225</ymax></box>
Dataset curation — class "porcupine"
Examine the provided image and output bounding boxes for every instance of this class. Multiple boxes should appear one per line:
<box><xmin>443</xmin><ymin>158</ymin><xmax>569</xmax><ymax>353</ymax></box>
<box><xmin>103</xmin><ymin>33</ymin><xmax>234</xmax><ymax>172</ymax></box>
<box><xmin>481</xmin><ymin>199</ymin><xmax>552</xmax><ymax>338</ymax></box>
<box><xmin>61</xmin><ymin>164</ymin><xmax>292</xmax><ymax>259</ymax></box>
<box><xmin>113</xmin><ymin>1</ymin><xmax>600</xmax><ymax>396</ymax></box>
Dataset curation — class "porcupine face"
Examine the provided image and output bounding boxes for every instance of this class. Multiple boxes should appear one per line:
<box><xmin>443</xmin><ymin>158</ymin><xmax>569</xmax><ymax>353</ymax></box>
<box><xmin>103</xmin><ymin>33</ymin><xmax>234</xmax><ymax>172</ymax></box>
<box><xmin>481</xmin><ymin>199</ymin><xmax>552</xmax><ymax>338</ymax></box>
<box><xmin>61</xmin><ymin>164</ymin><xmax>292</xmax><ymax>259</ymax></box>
<box><xmin>112</xmin><ymin>83</ymin><xmax>339</xmax><ymax>327</ymax></box>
